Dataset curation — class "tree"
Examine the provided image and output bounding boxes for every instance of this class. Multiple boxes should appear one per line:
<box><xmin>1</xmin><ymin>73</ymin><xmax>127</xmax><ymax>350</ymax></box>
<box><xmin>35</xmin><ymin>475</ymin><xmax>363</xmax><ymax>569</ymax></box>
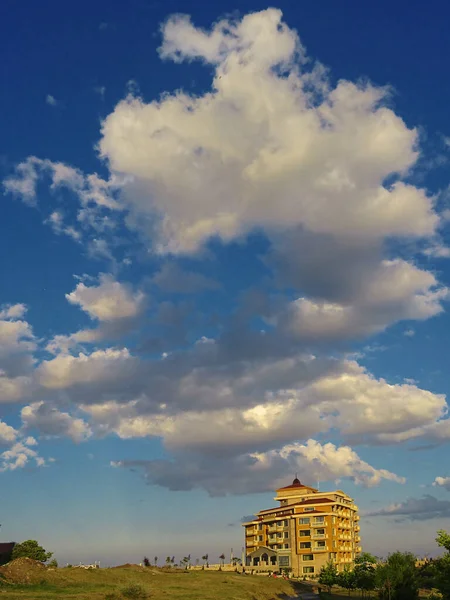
<box><xmin>202</xmin><ymin>554</ymin><xmax>209</xmax><ymax>569</ymax></box>
<box><xmin>354</xmin><ymin>555</ymin><xmax>377</xmax><ymax>598</ymax></box>
<box><xmin>437</xmin><ymin>531</ymin><xmax>450</xmax><ymax>552</ymax></box>
<box><xmin>338</xmin><ymin>565</ymin><xmax>356</xmax><ymax>596</ymax></box>
<box><xmin>219</xmin><ymin>553</ymin><xmax>226</xmax><ymax>568</ymax></box>
<box><xmin>143</xmin><ymin>557</ymin><xmax>150</xmax><ymax>567</ymax></box>
<box><xmin>165</xmin><ymin>556</ymin><xmax>171</xmax><ymax>567</ymax></box>
<box><xmin>431</xmin><ymin>530</ymin><xmax>450</xmax><ymax>599</ymax></box>
<box><xmin>357</xmin><ymin>552</ymin><xmax>378</xmax><ymax>565</ymax></box>
<box><xmin>11</xmin><ymin>540</ymin><xmax>53</xmax><ymax>563</ymax></box>
<box><xmin>376</xmin><ymin>552</ymin><xmax>419</xmax><ymax>600</ymax></box>
<box><xmin>154</xmin><ymin>556</ymin><xmax>158</xmax><ymax>567</ymax></box>
<box><xmin>319</xmin><ymin>560</ymin><xmax>338</xmax><ymax>593</ymax></box>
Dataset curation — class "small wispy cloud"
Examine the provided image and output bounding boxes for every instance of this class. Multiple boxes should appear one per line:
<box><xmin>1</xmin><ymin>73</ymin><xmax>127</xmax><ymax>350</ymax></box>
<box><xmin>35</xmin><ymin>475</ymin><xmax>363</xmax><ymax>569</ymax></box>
<box><xmin>94</xmin><ymin>86</ymin><xmax>106</xmax><ymax>99</ymax></box>
<box><xmin>404</xmin><ymin>329</ymin><xmax>415</xmax><ymax>337</ymax></box>
<box><xmin>46</xmin><ymin>94</ymin><xmax>58</xmax><ymax>107</ymax></box>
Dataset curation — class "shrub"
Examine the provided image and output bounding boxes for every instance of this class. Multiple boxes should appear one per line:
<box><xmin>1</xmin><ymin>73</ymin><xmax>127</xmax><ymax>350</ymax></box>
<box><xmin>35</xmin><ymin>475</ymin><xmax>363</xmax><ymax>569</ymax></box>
<box><xmin>104</xmin><ymin>594</ymin><xmax>121</xmax><ymax>600</ymax></box>
<box><xmin>121</xmin><ymin>583</ymin><xmax>149</xmax><ymax>599</ymax></box>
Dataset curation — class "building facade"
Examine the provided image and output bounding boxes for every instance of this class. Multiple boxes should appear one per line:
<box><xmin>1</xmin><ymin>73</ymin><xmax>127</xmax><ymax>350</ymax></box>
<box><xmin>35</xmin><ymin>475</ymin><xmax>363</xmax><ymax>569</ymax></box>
<box><xmin>243</xmin><ymin>478</ymin><xmax>361</xmax><ymax>577</ymax></box>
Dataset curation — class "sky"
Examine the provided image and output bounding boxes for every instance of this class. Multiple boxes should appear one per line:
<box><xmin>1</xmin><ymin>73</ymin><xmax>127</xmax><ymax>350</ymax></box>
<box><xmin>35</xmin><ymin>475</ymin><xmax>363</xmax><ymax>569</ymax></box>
<box><xmin>2</xmin><ymin>0</ymin><xmax>450</xmax><ymax>566</ymax></box>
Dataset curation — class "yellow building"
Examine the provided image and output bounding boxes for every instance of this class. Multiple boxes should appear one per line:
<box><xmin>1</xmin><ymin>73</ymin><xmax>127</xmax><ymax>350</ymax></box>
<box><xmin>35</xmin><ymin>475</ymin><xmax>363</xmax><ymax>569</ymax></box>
<box><xmin>243</xmin><ymin>477</ymin><xmax>361</xmax><ymax>577</ymax></box>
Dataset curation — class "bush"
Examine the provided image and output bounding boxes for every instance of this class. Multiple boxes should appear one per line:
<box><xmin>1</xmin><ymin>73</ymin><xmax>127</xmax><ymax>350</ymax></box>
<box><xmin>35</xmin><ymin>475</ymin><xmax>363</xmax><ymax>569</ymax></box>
<box><xmin>104</xmin><ymin>594</ymin><xmax>121</xmax><ymax>600</ymax></box>
<box><xmin>121</xmin><ymin>583</ymin><xmax>149</xmax><ymax>599</ymax></box>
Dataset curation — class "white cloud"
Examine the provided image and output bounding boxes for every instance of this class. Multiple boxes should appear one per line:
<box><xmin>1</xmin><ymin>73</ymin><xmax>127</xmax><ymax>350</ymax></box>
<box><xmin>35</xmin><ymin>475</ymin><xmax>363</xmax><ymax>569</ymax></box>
<box><xmin>433</xmin><ymin>476</ymin><xmax>450</xmax><ymax>491</ymax></box>
<box><xmin>66</xmin><ymin>274</ymin><xmax>146</xmax><ymax>321</ymax></box>
<box><xmin>112</xmin><ymin>439</ymin><xmax>404</xmax><ymax>496</ymax></box>
<box><xmin>21</xmin><ymin>402</ymin><xmax>92</xmax><ymax>442</ymax></box>
<box><xmin>45</xmin><ymin>211</ymin><xmax>82</xmax><ymax>241</ymax></box>
<box><xmin>0</xmin><ymin>304</ymin><xmax>27</xmax><ymax>320</ymax></box>
<box><xmin>37</xmin><ymin>347</ymin><xmax>137</xmax><ymax>390</ymax></box>
<box><xmin>46</xmin><ymin>94</ymin><xmax>58</xmax><ymax>106</ymax></box>
<box><xmin>99</xmin><ymin>9</ymin><xmax>437</xmax><ymax>255</ymax></box>
<box><xmin>278</xmin><ymin>259</ymin><xmax>447</xmax><ymax>341</ymax></box>
<box><xmin>0</xmin><ymin>437</ymin><xmax>48</xmax><ymax>472</ymax></box>
<box><xmin>0</xmin><ymin>420</ymin><xmax>18</xmax><ymax>445</ymax></box>
<box><xmin>365</xmin><ymin>495</ymin><xmax>450</xmax><ymax>521</ymax></box>
<box><xmin>46</xmin><ymin>276</ymin><xmax>146</xmax><ymax>354</ymax></box>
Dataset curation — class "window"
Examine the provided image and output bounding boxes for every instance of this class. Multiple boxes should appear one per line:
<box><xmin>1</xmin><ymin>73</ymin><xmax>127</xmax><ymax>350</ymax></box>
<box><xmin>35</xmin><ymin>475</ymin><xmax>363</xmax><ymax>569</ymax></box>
<box><xmin>303</xmin><ymin>554</ymin><xmax>314</xmax><ymax>561</ymax></box>
<box><xmin>314</xmin><ymin>517</ymin><xmax>325</xmax><ymax>524</ymax></box>
<box><xmin>258</xmin><ymin>523</ymin><xmax>263</xmax><ymax>530</ymax></box>
<box><xmin>316</xmin><ymin>541</ymin><xmax>326</xmax><ymax>548</ymax></box>
<box><xmin>299</xmin><ymin>530</ymin><xmax>311</xmax><ymax>537</ymax></box>
<box><xmin>284</xmin><ymin>519</ymin><xmax>289</xmax><ymax>526</ymax></box>
<box><xmin>316</xmin><ymin>529</ymin><xmax>325</xmax><ymax>535</ymax></box>
<box><xmin>333</xmin><ymin>540</ymin><xmax>336</xmax><ymax>548</ymax></box>
<box><xmin>304</xmin><ymin>507</ymin><xmax>315</xmax><ymax>512</ymax></box>
<box><xmin>277</xmin><ymin>532</ymin><xmax>282</xmax><ymax>538</ymax></box>
<box><xmin>284</xmin><ymin>544</ymin><xmax>289</xmax><ymax>549</ymax></box>
<box><xmin>299</xmin><ymin>518</ymin><xmax>310</xmax><ymax>525</ymax></box>
<box><xmin>300</xmin><ymin>542</ymin><xmax>311</xmax><ymax>549</ymax></box>
<box><xmin>284</xmin><ymin>532</ymin><xmax>289</xmax><ymax>538</ymax></box>
<box><xmin>259</xmin><ymin>536</ymin><xmax>263</xmax><ymax>541</ymax></box>
<box><xmin>279</xmin><ymin>556</ymin><xmax>290</xmax><ymax>567</ymax></box>
<box><xmin>303</xmin><ymin>567</ymin><xmax>314</xmax><ymax>574</ymax></box>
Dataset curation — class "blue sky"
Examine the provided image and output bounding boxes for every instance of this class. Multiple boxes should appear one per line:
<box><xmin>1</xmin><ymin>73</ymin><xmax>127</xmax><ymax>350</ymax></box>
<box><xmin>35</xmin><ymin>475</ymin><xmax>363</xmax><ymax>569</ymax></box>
<box><xmin>2</xmin><ymin>0</ymin><xmax>450</xmax><ymax>565</ymax></box>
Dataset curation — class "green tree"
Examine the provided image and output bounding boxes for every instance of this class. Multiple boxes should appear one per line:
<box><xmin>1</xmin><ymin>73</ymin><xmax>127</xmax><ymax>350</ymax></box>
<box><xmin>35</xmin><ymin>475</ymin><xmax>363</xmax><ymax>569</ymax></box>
<box><xmin>143</xmin><ymin>557</ymin><xmax>150</xmax><ymax>567</ymax></box>
<box><xmin>354</xmin><ymin>555</ymin><xmax>377</xmax><ymax>598</ymax></box>
<box><xmin>11</xmin><ymin>540</ymin><xmax>53</xmax><ymax>563</ymax></box>
<box><xmin>319</xmin><ymin>559</ymin><xmax>338</xmax><ymax>593</ymax></box>
<box><xmin>432</xmin><ymin>530</ymin><xmax>450</xmax><ymax>599</ymax></box>
<box><xmin>154</xmin><ymin>556</ymin><xmax>158</xmax><ymax>567</ymax></box>
<box><xmin>338</xmin><ymin>565</ymin><xmax>356</xmax><ymax>596</ymax></box>
<box><xmin>376</xmin><ymin>551</ymin><xmax>419</xmax><ymax>600</ymax></box>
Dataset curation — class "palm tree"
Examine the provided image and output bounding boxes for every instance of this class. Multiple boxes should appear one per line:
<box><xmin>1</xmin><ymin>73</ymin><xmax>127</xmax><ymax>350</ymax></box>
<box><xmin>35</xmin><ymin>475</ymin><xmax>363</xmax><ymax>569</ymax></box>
<box><xmin>165</xmin><ymin>556</ymin><xmax>171</xmax><ymax>567</ymax></box>
<box><xmin>154</xmin><ymin>556</ymin><xmax>158</xmax><ymax>567</ymax></box>
<box><xmin>202</xmin><ymin>554</ymin><xmax>209</xmax><ymax>569</ymax></box>
<box><xmin>219</xmin><ymin>553</ymin><xmax>226</xmax><ymax>568</ymax></box>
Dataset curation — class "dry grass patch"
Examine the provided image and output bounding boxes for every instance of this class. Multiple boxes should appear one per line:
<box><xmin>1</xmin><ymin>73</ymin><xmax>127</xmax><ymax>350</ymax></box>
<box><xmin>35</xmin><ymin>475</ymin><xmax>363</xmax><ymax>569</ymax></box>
<box><xmin>0</xmin><ymin>565</ymin><xmax>297</xmax><ymax>600</ymax></box>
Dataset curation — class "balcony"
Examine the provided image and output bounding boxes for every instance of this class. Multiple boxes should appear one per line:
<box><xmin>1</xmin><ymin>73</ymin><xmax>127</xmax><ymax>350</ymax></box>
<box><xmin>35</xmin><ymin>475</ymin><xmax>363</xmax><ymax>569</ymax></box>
<box><xmin>246</xmin><ymin>528</ymin><xmax>258</xmax><ymax>536</ymax></box>
<box><xmin>354</xmin><ymin>525</ymin><xmax>360</xmax><ymax>532</ymax></box>
<box><xmin>355</xmin><ymin>515</ymin><xmax>360</xmax><ymax>521</ymax></box>
<box><xmin>313</xmin><ymin>546</ymin><xmax>328</xmax><ymax>552</ymax></box>
<box><xmin>311</xmin><ymin>533</ymin><xmax>327</xmax><ymax>540</ymax></box>
<box><xmin>356</xmin><ymin>546</ymin><xmax>362</xmax><ymax>553</ymax></box>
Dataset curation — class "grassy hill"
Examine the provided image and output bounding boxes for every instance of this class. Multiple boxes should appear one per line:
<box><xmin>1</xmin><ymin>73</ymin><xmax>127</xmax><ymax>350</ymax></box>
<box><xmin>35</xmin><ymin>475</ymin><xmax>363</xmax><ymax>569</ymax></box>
<box><xmin>0</xmin><ymin>559</ymin><xmax>298</xmax><ymax>600</ymax></box>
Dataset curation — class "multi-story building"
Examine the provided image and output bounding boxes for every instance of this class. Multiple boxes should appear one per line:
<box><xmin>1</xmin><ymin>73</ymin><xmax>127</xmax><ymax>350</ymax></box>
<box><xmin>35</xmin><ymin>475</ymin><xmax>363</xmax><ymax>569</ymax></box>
<box><xmin>243</xmin><ymin>477</ymin><xmax>361</xmax><ymax>577</ymax></box>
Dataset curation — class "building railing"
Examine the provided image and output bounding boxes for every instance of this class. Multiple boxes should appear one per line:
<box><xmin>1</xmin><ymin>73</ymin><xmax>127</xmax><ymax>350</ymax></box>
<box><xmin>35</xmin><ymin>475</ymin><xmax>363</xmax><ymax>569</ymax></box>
<box><xmin>311</xmin><ymin>534</ymin><xmax>327</xmax><ymax>540</ymax></box>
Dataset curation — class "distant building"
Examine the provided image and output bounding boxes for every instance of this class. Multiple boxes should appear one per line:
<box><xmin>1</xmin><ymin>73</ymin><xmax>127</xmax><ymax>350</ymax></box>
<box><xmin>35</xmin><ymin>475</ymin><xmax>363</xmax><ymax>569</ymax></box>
<box><xmin>243</xmin><ymin>478</ymin><xmax>361</xmax><ymax>577</ymax></box>
<box><xmin>0</xmin><ymin>543</ymin><xmax>15</xmax><ymax>566</ymax></box>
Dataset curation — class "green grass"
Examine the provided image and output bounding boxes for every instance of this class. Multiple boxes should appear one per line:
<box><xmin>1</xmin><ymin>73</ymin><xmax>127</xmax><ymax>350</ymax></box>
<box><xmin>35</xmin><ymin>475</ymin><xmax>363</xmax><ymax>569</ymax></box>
<box><xmin>0</xmin><ymin>567</ymin><xmax>297</xmax><ymax>600</ymax></box>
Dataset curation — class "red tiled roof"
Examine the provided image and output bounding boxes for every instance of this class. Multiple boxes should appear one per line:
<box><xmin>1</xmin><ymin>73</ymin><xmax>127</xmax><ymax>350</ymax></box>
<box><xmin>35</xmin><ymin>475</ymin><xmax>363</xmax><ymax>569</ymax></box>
<box><xmin>257</xmin><ymin>497</ymin><xmax>334</xmax><ymax>516</ymax></box>
<box><xmin>300</xmin><ymin>497</ymin><xmax>333</xmax><ymax>505</ymax></box>
<box><xmin>277</xmin><ymin>482</ymin><xmax>314</xmax><ymax>491</ymax></box>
